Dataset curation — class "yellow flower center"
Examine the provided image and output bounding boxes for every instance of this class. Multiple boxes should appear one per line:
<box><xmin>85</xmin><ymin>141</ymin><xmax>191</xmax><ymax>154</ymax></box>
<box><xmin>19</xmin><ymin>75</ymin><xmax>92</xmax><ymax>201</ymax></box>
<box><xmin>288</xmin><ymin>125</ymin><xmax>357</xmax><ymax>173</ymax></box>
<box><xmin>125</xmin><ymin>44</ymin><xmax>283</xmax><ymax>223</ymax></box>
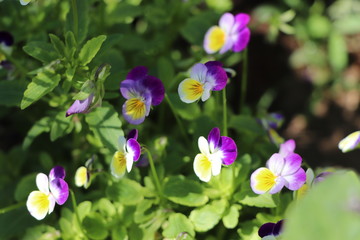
<box><xmin>125</xmin><ymin>98</ymin><xmax>146</xmax><ymax>120</ymax></box>
<box><xmin>111</xmin><ymin>151</ymin><xmax>127</xmax><ymax>177</ymax></box>
<box><xmin>208</xmin><ymin>26</ymin><xmax>226</xmax><ymax>52</ymax></box>
<box><xmin>255</xmin><ymin>168</ymin><xmax>277</xmax><ymax>192</ymax></box>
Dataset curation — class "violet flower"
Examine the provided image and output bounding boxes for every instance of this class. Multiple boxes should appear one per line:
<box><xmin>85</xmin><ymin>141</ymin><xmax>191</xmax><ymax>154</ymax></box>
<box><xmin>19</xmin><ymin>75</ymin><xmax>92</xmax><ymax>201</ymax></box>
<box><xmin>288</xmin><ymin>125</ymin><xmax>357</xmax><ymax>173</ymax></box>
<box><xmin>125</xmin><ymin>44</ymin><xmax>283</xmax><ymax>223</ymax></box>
<box><xmin>120</xmin><ymin>66</ymin><xmax>165</xmax><ymax>125</ymax></box>
<box><xmin>338</xmin><ymin>131</ymin><xmax>360</xmax><ymax>153</ymax></box>
<box><xmin>178</xmin><ymin>61</ymin><xmax>228</xmax><ymax>103</ymax></box>
<box><xmin>203</xmin><ymin>12</ymin><xmax>250</xmax><ymax>54</ymax></box>
<box><xmin>66</xmin><ymin>93</ymin><xmax>94</xmax><ymax>117</ymax></box>
<box><xmin>258</xmin><ymin>220</ymin><xmax>283</xmax><ymax>239</ymax></box>
<box><xmin>0</xmin><ymin>31</ymin><xmax>13</xmax><ymax>68</ymax></box>
<box><xmin>193</xmin><ymin>127</ymin><xmax>237</xmax><ymax>182</ymax></box>
<box><xmin>26</xmin><ymin>166</ymin><xmax>69</xmax><ymax>220</ymax></box>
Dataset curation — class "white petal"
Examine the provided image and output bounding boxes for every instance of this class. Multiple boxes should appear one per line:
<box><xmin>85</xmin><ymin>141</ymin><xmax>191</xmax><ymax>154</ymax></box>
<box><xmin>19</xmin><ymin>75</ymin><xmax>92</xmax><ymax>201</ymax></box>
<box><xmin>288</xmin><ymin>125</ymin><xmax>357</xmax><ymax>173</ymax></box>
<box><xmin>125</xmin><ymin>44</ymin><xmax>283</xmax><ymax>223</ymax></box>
<box><xmin>198</xmin><ymin>136</ymin><xmax>210</xmax><ymax>155</ymax></box>
<box><xmin>36</xmin><ymin>173</ymin><xmax>49</xmax><ymax>194</ymax></box>
<box><xmin>126</xmin><ymin>152</ymin><xmax>134</xmax><ymax>173</ymax></box>
<box><xmin>118</xmin><ymin>136</ymin><xmax>127</xmax><ymax>151</ymax></box>
<box><xmin>201</xmin><ymin>84</ymin><xmax>212</xmax><ymax>102</ymax></box>
<box><xmin>190</xmin><ymin>63</ymin><xmax>208</xmax><ymax>83</ymax></box>
<box><xmin>48</xmin><ymin>195</ymin><xmax>56</xmax><ymax>214</ymax></box>
<box><xmin>211</xmin><ymin>158</ymin><xmax>222</xmax><ymax>176</ymax></box>
<box><xmin>26</xmin><ymin>191</ymin><xmax>50</xmax><ymax>220</ymax></box>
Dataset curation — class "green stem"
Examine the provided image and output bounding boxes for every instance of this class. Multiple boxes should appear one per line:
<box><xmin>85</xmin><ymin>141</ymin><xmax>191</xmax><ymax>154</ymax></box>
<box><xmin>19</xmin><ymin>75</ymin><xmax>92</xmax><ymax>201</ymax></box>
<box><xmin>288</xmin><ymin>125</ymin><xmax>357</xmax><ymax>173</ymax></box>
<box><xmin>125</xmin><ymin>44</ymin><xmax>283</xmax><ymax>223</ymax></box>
<box><xmin>144</xmin><ymin>148</ymin><xmax>163</xmax><ymax>202</ymax></box>
<box><xmin>240</xmin><ymin>48</ymin><xmax>248</xmax><ymax>114</ymax></box>
<box><xmin>0</xmin><ymin>202</ymin><xmax>25</xmax><ymax>214</ymax></box>
<box><xmin>70</xmin><ymin>190</ymin><xmax>86</xmax><ymax>236</ymax></box>
<box><xmin>71</xmin><ymin>0</ymin><xmax>79</xmax><ymax>41</ymax></box>
<box><xmin>222</xmin><ymin>88</ymin><xmax>228</xmax><ymax>136</ymax></box>
<box><xmin>0</xmin><ymin>48</ymin><xmax>27</xmax><ymax>76</ymax></box>
<box><xmin>165</xmin><ymin>94</ymin><xmax>190</xmax><ymax>144</ymax></box>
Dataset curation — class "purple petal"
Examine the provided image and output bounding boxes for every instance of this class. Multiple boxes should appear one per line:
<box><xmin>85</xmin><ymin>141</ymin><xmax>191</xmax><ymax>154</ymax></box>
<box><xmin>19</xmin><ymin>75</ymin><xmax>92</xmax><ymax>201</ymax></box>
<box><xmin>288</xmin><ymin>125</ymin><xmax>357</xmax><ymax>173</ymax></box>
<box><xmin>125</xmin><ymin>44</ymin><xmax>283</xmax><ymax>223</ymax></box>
<box><xmin>233</xmin><ymin>13</ymin><xmax>250</xmax><ymax>32</ymax></box>
<box><xmin>273</xmin><ymin>220</ymin><xmax>284</xmax><ymax>236</ymax></box>
<box><xmin>205</xmin><ymin>62</ymin><xmax>228</xmax><ymax>91</ymax></box>
<box><xmin>281</xmin><ymin>153</ymin><xmax>302</xmax><ymax>176</ymax></box>
<box><xmin>204</xmin><ymin>61</ymin><xmax>223</xmax><ymax>68</ymax></box>
<box><xmin>49</xmin><ymin>178</ymin><xmax>69</xmax><ymax>205</ymax></box>
<box><xmin>313</xmin><ymin>172</ymin><xmax>332</xmax><ymax>184</ymax></box>
<box><xmin>279</xmin><ymin>139</ymin><xmax>296</xmax><ymax>157</ymax></box>
<box><xmin>66</xmin><ymin>93</ymin><xmax>94</xmax><ymax>117</ymax></box>
<box><xmin>126</xmin><ymin>66</ymin><xmax>148</xmax><ymax>81</ymax></box>
<box><xmin>208</xmin><ymin>127</ymin><xmax>220</xmax><ymax>152</ymax></box>
<box><xmin>219</xmin><ymin>37</ymin><xmax>234</xmax><ymax>54</ymax></box>
<box><xmin>218</xmin><ymin>136</ymin><xmax>237</xmax><ymax>165</ymax></box>
<box><xmin>0</xmin><ymin>31</ymin><xmax>14</xmax><ymax>46</ymax></box>
<box><xmin>127</xmin><ymin>138</ymin><xmax>141</xmax><ymax>162</ymax></box>
<box><xmin>143</xmin><ymin>75</ymin><xmax>165</xmax><ymax>106</ymax></box>
<box><xmin>266</xmin><ymin>153</ymin><xmax>285</xmax><ymax>176</ymax></box>
<box><xmin>127</xmin><ymin>129</ymin><xmax>138</xmax><ymax>140</ymax></box>
<box><xmin>190</xmin><ymin>63</ymin><xmax>208</xmax><ymax>83</ymax></box>
<box><xmin>120</xmin><ymin>79</ymin><xmax>139</xmax><ymax>99</ymax></box>
<box><xmin>49</xmin><ymin>166</ymin><xmax>66</xmax><ymax>181</ymax></box>
<box><xmin>232</xmin><ymin>27</ymin><xmax>250</xmax><ymax>52</ymax></box>
<box><xmin>268</xmin><ymin>176</ymin><xmax>286</xmax><ymax>194</ymax></box>
<box><xmin>219</xmin><ymin>13</ymin><xmax>235</xmax><ymax>33</ymax></box>
<box><xmin>258</xmin><ymin>223</ymin><xmax>276</xmax><ymax>237</ymax></box>
<box><xmin>283</xmin><ymin>167</ymin><xmax>306</xmax><ymax>191</ymax></box>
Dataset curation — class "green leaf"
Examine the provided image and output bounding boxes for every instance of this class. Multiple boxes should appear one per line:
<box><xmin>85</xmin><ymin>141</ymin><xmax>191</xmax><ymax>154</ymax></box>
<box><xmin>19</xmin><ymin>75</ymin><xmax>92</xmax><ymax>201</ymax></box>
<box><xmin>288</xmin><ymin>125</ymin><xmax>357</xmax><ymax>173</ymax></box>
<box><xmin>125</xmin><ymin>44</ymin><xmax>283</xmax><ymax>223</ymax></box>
<box><xmin>229</xmin><ymin>115</ymin><xmax>265</xmax><ymax>136</ymax></box>
<box><xmin>96</xmin><ymin>198</ymin><xmax>116</xmax><ymax>217</ymax></box>
<box><xmin>111</xmin><ymin>227</ymin><xmax>127</xmax><ymax>240</ymax></box>
<box><xmin>189</xmin><ymin>199</ymin><xmax>227</xmax><ymax>232</ymax></box>
<box><xmin>14</xmin><ymin>173</ymin><xmax>36</xmax><ymax>202</ymax></box>
<box><xmin>334</xmin><ymin>15</ymin><xmax>360</xmax><ymax>35</ymax></box>
<box><xmin>79</xmin><ymin>35</ymin><xmax>107</xmax><ymax>66</ymax></box>
<box><xmin>85</xmin><ymin>102</ymin><xmax>123</xmax><ymax>152</ymax></box>
<box><xmin>237</xmin><ymin>220</ymin><xmax>261</xmax><ymax>240</ymax></box>
<box><xmin>77</xmin><ymin>201</ymin><xmax>92</xmax><ymax>220</ymax></box>
<box><xmin>65</xmin><ymin>31</ymin><xmax>77</xmax><ymax>60</ymax></box>
<box><xmin>205</xmin><ymin>0</ymin><xmax>233</xmax><ymax>12</ymax></box>
<box><xmin>73</xmin><ymin>80</ymin><xmax>94</xmax><ymax>100</ymax></box>
<box><xmin>22</xmin><ymin>117</ymin><xmax>51</xmax><ymax>150</ymax></box>
<box><xmin>157</xmin><ymin>57</ymin><xmax>174</xmax><ymax>89</ymax></box>
<box><xmin>163</xmin><ymin>213</ymin><xmax>195</xmax><ymax>239</ymax></box>
<box><xmin>82</xmin><ymin>213</ymin><xmax>108</xmax><ymax>240</ymax></box>
<box><xmin>134</xmin><ymin>200</ymin><xmax>156</xmax><ymax>224</ymax></box>
<box><xmin>49</xmin><ymin>34</ymin><xmax>66</xmax><ymax>58</ymax></box>
<box><xmin>222</xmin><ymin>204</ymin><xmax>240</xmax><ymax>229</ymax></box>
<box><xmin>282</xmin><ymin>171</ymin><xmax>360</xmax><ymax>240</ymax></box>
<box><xmin>50</xmin><ymin>111</ymin><xmax>73</xmax><ymax>141</ymax></box>
<box><xmin>235</xmin><ymin>182</ymin><xmax>278</xmax><ymax>208</ymax></box>
<box><xmin>23</xmin><ymin>224</ymin><xmax>60</xmax><ymax>240</ymax></box>
<box><xmin>21</xmin><ymin>70</ymin><xmax>61</xmax><ymax>109</ymax></box>
<box><xmin>23</xmin><ymin>42</ymin><xmax>58</xmax><ymax>63</ymax></box>
<box><xmin>328</xmin><ymin>30</ymin><xmax>348</xmax><ymax>72</ymax></box>
<box><xmin>106</xmin><ymin>178</ymin><xmax>144</xmax><ymax>205</ymax></box>
<box><xmin>167</xmin><ymin>93</ymin><xmax>201</xmax><ymax>121</ymax></box>
<box><xmin>163</xmin><ymin>175</ymin><xmax>209</xmax><ymax>207</ymax></box>
<box><xmin>0</xmin><ymin>81</ymin><xmax>26</xmax><ymax>107</ymax></box>
<box><xmin>65</xmin><ymin>0</ymin><xmax>89</xmax><ymax>44</ymax></box>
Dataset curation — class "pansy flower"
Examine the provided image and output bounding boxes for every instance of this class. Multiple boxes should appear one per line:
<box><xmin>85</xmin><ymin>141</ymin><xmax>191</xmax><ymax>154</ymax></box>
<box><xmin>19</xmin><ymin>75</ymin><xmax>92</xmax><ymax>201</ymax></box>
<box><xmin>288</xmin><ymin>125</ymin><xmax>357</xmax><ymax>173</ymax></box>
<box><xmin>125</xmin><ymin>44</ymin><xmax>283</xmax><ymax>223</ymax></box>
<box><xmin>26</xmin><ymin>166</ymin><xmax>69</xmax><ymax>220</ymax></box>
<box><xmin>250</xmin><ymin>151</ymin><xmax>306</xmax><ymax>194</ymax></box>
<box><xmin>0</xmin><ymin>31</ymin><xmax>13</xmax><ymax>69</ymax></box>
<box><xmin>193</xmin><ymin>127</ymin><xmax>237</xmax><ymax>182</ymax></box>
<box><xmin>66</xmin><ymin>93</ymin><xmax>94</xmax><ymax>117</ymax></box>
<box><xmin>295</xmin><ymin>168</ymin><xmax>332</xmax><ymax>199</ymax></box>
<box><xmin>338</xmin><ymin>131</ymin><xmax>360</xmax><ymax>153</ymax></box>
<box><xmin>203</xmin><ymin>12</ymin><xmax>250</xmax><ymax>54</ymax></box>
<box><xmin>74</xmin><ymin>157</ymin><xmax>94</xmax><ymax>188</ymax></box>
<box><xmin>278</xmin><ymin>139</ymin><xmax>295</xmax><ymax>158</ymax></box>
<box><xmin>120</xmin><ymin>66</ymin><xmax>165</xmax><ymax>125</ymax></box>
<box><xmin>178</xmin><ymin>61</ymin><xmax>227</xmax><ymax>103</ymax></box>
<box><xmin>258</xmin><ymin>220</ymin><xmax>283</xmax><ymax>240</ymax></box>
<box><xmin>20</xmin><ymin>0</ymin><xmax>31</xmax><ymax>5</ymax></box>
<box><xmin>258</xmin><ymin>113</ymin><xmax>285</xmax><ymax>146</ymax></box>
<box><xmin>111</xmin><ymin>129</ymin><xmax>141</xmax><ymax>178</ymax></box>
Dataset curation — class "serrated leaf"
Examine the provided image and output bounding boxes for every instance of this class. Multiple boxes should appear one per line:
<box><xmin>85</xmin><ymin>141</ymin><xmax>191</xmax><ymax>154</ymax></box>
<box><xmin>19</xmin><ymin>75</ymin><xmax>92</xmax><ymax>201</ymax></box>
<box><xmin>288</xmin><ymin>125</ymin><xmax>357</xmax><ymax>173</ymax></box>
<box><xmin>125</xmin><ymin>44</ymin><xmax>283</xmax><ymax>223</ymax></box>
<box><xmin>23</xmin><ymin>42</ymin><xmax>58</xmax><ymax>63</ymax></box>
<box><xmin>85</xmin><ymin>102</ymin><xmax>123</xmax><ymax>152</ymax></box>
<box><xmin>49</xmin><ymin>34</ymin><xmax>66</xmax><ymax>58</ymax></box>
<box><xmin>164</xmin><ymin>175</ymin><xmax>209</xmax><ymax>207</ymax></box>
<box><xmin>82</xmin><ymin>213</ymin><xmax>108</xmax><ymax>240</ymax></box>
<box><xmin>79</xmin><ymin>35</ymin><xmax>107</xmax><ymax>66</ymax></box>
<box><xmin>50</xmin><ymin>111</ymin><xmax>73</xmax><ymax>141</ymax></box>
<box><xmin>21</xmin><ymin>70</ymin><xmax>61</xmax><ymax>109</ymax></box>
<box><xmin>222</xmin><ymin>204</ymin><xmax>240</xmax><ymax>229</ymax></box>
<box><xmin>106</xmin><ymin>178</ymin><xmax>144</xmax><ymax>205</ymax></box>
<box><xmin>0</xmin><ymin>81</ymin><xmax>26</xmax><ymax>107</ymax></box>
<box><xmin>163</xmin><ymin>213</ymin><xmax>195</xmax><ymax>239</ymax></box>
<box><xmin>22</xmin><ymin>117</ymin><xmax>51</xmax><ymax>150</ymax></box>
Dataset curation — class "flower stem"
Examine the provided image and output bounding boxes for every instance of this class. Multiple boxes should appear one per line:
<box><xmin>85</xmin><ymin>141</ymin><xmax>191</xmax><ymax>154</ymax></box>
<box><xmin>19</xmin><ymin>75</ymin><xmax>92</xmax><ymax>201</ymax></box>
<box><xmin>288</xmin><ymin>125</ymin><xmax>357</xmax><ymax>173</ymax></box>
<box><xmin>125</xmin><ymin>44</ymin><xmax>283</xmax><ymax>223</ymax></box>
<box><xmin>71</xmin><ymin>0</ymin><xmax>79</xmax><ymax>41</ymax></box>
<box><xmin>222</xmin><ymin>88</ymin><xmax>228</xmax><ymax>136</ymax></box>
<box><xmin>240</xmin><ymin>48</ymin><xmax>248</xmax><ymax>114</ymax></box>
<box><xmin>143</xmin><ymin>148</ymin><xmax>164</xmax><ymax>202</ymax></box>
<box><xmin>0</xmin><ymin>202</ymin><xmax>25</xmax><ymax>214</ymax></box>
<box><xmin>165</xmin><ymin>93</ymin><xmax>190</xmax><ymax>144</ymax></box>
<box><xmin>70</xmin><ymin>189</ymin><xmax>86</xmax><ymax>236</ymax></box>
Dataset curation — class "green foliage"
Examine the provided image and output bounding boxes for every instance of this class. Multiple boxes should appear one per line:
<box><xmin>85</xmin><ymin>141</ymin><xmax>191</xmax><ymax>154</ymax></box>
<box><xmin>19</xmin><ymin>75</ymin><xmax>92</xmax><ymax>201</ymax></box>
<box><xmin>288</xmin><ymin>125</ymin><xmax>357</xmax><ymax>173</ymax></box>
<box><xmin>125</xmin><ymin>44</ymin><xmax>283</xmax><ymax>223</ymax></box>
<box><xmin>163</xmin><ymin>213</ymin><xmax>195</xmax><ymax>239</ymax></box>
<box><xmin>106</xmin><ymin>178</ymin><xmax>144</xmax><ymax>205</ymax></box>
<box><xmin>79</xmin><ymin>35</ymin><xmax>107</xmax><ymax>66</ymax></box>
<box><xmin>82</xmin><ymin>213</ymin><xmax>108</xmax><ymax>240</ymax></box>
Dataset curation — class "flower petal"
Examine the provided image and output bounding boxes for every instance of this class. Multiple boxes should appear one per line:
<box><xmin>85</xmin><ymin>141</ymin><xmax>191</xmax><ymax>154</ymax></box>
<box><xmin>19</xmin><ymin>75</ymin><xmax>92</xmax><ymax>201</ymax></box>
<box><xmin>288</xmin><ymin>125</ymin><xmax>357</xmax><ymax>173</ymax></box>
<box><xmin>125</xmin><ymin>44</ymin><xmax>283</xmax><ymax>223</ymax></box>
<box><xmin>268</xmin><ymin>128</ymin><xmax>284</xmax><ymax>146</ymax></box>
<box><xmin>313</xmin><ymin>172</ymin><xmax>332</xmax><ymax>184</ymax></box>
<box><xmin>208</xmin><ymin>127</ymin><xmax>220</xmax><ymax>153</ymax></box>
<box><xmin>26</xmin><ymin>191</ymin><xmax>51</xmax><ymax>220</ymax></box>
<box><xmin>190</xmin><ymin>63</ymin><xmax>208</xmax><ymax>83</ymax></box>
<box><xmin>211</xmin><ymin>157</ymin><xmax>222</xmax><ymax>176</ymax></box>
<box><xmin>205</xmin><ymin>61</ymin><xmax>228</xmax><ymax>91</ymax></box>
<box><xmin>198</xmin><ymin>136</ymin><xmax>210</xmax><ymax>156</ymax></box>
<box><xmin>233</xmin><ymin>13</ymin><xmax>250</xmax><ymax>32</ymax></box>
<box><xmin>120</xmin><ymin>79</ymin><xmax>139</xmax><ymax>99</ymax></box>
<box><xmin>266</xmin><ymin>153</ymin><xmax>285</xmax><ymax>176</ymax></box>
<box><xmin>127</xmin><ymin>138</ymin><xmax>141</xmax><ymax>162</ymax></box>
<box><xmin>258</xmin><ymin>222</ymin><xmax>276</xmax><ymax>237</ymax></box>
<box><xmin>219</xmin><ymin>13</ymin><xmax>235</xmax><ymax>33</ymax></box>
<box><xmin>279</xmin><ymin>139</ymin><xmax>296</xmax><ymax>157</ymax></box>
<box><xmin>338</xmin><ymin>131</ymin><xmax>360</xmax><ymax>153</ymax></box>
<box><xmin>203</xmin><ymin>26</ymin><xmax>227</xmax><ymax>54</ymax></box>
<box><xmin>232</xmin><ymin>27</ymin><xmax>250</xmax><ymax>52</ymax></box>
<box><xmin>66</xmin><ymin>93</ymin><xmax>94</xmax><ymax>117</ymax></box>
<box><xmin>50</xmin><ymin>178</ymin><xmax>69</xmax><ymax>205</ymax></box>
<box><xmin>49</xmin><ymin>166</ymin><xmax>66</xmax><ymax>181</ymax></box>
<box><xmin>283</xmin><ymin>167</ymin><xmax>306</xmax><ymax>191</ymax></box>
<box><xmin>250</xmin><ymin>167</ymin><xmax>278</xmax><ymax>194</ymax></box>
<box><xmin>194</xmin><ymin>153</ymin><xmax>212</xmax><ymax>182</ymax></box>
<box><xmin>273</xmin><ymin>220</ymin><xmax>283</xmax><ymax>236</ymax></box>
<box><xmin>201</xmin><ymin>83</ymin><xmax>212</xmax><ymax>102</ymax></box>
<box><xmin>20</xmin><ymin>0</ymin><xmax>31</xmax><ymax>5</ymax></box>
<box><xmin>143</xmin><ymin>75</ymin><xmax>165</xmax><ymax>106</ymax></box>
<box><xmin>127</xmin><ymin>129</ymin><xmax>138</xmax><ymax>140</ymax></box>
<box><xmin>118</xmin><ymin>136</ymin><xmax>127</xmax><ymax>151</ymax></box>
<box><xmin>281</xmin><ymin>153</ymin><xmax>302</xmax><ymax>176</ymax></box>
<box><xmin>122</xmin><ymin>97</ymin><xmax>148</xmax><ymax>125</ymax></box>
<box><xmin>75</xmin><ymin>166</ymin><xmax>88</xmax><ymax>187</ymax></box>
<box><xmin>178</xmin><ymin>78</ymin><xmax>204</xmax><ymax>103</ymax></box>
<box><xmin>111</xmin><ymin>151</ymin><xmax>126</xmax><ymax>178</ymax></box>
<box><xmin>218</xmin><ymin>136</ymin><xmax>237</xmax><ymax>165</ymax></box>
<box><xmin>36</xmin><ymin>173</ymin><xmax>49</xmax><ymax>194</ymax></box>
<box><xmin>126</xmin><ymin>66</ymin><xmax>148</xmax><ymax>81</ymax></box>
<box><xmin>0</xmin><ymin>31</ymin><xmax>14</xmax><ymax>46</ymax></box>
<box><xmin>219</xmin><ymin>37</ymin><xmax>234</xmax><ymax>54</ymax></box>
<box><xmin>268</xmin><ymin>176</ymin><xmax>286</xmax><ymax>194</ymax></box>
<box><xmin>47</xmin><ymin>195</ymin><xmax>56</xmax><ymax>214</ymax></box>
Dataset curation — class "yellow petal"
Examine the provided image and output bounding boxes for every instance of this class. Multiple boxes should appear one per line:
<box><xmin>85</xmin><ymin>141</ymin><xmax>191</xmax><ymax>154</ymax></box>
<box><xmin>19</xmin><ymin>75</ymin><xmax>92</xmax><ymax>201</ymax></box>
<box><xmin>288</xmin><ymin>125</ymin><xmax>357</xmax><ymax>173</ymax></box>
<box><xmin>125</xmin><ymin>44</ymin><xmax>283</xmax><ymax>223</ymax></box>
<box><xmin>178</xmin><ymin>78</ymin><xmax>204</xmax><ymax>103</ymax></box>
<box><xmin>26</xmin><ymin>191</ymin><xmax>50</xmax><ymax>220</ymax></box>
<box><xmin>111</xmin><ymin>151</ymin><xmax>127</xmax><ymax>178</ymax></box>
<box><xmin>125</xmin><ymin>98</ymin><xmax>146</xmax><ymax>121</ymax></box>
<box><xmin>75</xmin><ymin>166</ymin><xmax>88</xmax><ymax>187</ymax></box>
<box><xmin>193</xmin><ymin>153</ymin><xmax>212</xmax><ymax>182</ymax></box>
<box><xmin>253</xmin><ymin>168</ymin><xmax>277</xmax><ymax>193</ymax></box>
<box><xmin>204</xmin><ymin>26</ymin><xmax>226</xmax><ymax>53</ymax></box>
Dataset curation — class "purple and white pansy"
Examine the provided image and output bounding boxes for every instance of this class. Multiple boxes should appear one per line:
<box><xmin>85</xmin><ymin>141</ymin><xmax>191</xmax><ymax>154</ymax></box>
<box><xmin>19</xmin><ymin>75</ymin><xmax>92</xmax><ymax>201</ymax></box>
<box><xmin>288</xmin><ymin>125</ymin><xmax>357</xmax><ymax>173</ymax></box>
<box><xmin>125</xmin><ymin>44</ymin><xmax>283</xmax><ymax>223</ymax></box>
<box><xmin>26</xmin><ymin>166</ymin><xmax>69</xmax><ymax>220</ymax></box>
<box><xmin>203</xmin><ymin>12</ymin><xmax>250</xmax><ymax>54</ymax></box>
<box><xmin>250</xmin><ymin>139</ymin><xmax>306</xmax><ymax>194</ymax></box>
<box><xmin>193</xmin><ymin>127</ymin><xmax>237</xmax><ymax>182</ymax></box>
<box><xmin>178</xmin><ymin>61</ymin><xmax>228</xmax><ymax>103</ymax></box>
<box><xmin>66</xmin><ymin>93</ymin><xmax>95</xmax><ymax>117</ymax></box>
<box><xmin>0</xmin><ymin>31</ymin><xmax>14</xmax><ymax>69</ymax></box>
<box><xmin>258</xmin><ymin>220</ymin><xmax>284</xmax><ymax>240</ymax></box>
<box><xmin>110</xmin><ymin>129</ymin><xmax>141</xmax><ymax>178</ymax></box>
<box><xmin>120</xmin><ymin>66</ymin><xmax>165</xmax><ymax>125</ymax></box>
